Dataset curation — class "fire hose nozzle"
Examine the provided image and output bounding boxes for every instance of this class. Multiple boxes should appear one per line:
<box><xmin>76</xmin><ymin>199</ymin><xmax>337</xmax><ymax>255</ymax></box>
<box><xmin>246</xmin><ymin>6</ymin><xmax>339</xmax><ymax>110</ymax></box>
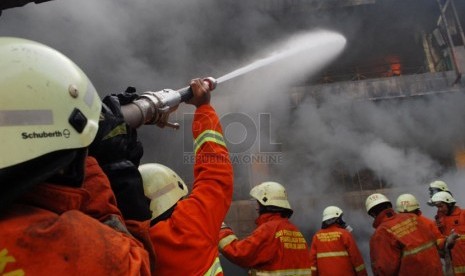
<box><xmin>120</xmin><ymin>77</ymin><xmax>217</xmax><ymax>129</ymax></box>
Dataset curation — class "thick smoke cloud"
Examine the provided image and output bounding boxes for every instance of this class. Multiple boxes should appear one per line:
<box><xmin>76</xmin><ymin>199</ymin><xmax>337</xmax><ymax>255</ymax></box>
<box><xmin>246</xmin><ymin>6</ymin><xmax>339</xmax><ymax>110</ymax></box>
<box><xmin>2</xmin><ymin>1</ymin><xmax>465</xmax><ymax>274</ymax></box>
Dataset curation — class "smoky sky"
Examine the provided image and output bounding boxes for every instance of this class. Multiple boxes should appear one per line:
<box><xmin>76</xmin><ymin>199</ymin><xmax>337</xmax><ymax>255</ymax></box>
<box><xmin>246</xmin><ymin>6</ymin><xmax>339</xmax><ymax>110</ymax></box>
<box><xmin>2</xmin><ymin>1</ymin><xmax>465</xmax><ymax>274</ymax></box>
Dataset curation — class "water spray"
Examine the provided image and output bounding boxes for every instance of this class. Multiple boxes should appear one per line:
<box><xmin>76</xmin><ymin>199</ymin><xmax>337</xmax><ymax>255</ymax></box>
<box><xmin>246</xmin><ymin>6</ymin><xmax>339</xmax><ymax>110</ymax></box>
<box><xmin>121</xmin><ymin>30</ymin><xmax>346</xmax><ymax>130</ymax></box>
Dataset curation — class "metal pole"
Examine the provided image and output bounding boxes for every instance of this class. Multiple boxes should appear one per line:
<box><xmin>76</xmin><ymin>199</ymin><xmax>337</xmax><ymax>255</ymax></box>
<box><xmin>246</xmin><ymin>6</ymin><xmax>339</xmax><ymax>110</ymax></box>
<box><xmin>436</xmin><ymin>0</ymin><xmax>462</xmax><ymax>84</ymax></box>
<box><xmin>450</xmin><ymin>0</ymin><xmax>465</xmax><ymax>47</ymax></box>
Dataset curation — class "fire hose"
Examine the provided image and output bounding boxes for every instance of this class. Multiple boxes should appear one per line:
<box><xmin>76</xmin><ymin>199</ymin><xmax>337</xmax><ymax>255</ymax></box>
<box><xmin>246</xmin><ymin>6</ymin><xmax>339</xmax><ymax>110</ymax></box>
<box><xmin>120</xmin><ymin>77</ymin><xmax>217</xmax><ymax>129</ymax></box>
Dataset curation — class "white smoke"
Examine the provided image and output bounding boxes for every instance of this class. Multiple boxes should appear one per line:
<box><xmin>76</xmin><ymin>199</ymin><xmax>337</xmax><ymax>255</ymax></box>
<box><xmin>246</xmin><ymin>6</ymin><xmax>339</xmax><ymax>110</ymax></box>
<box><xmin>2</xmin><ymin>2</ymin><xmax>465</xmax><ymax>275</ymax></box>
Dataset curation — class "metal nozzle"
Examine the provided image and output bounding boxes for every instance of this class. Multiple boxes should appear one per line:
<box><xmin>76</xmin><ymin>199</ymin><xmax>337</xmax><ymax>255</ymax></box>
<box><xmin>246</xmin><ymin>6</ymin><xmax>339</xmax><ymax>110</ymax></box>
<box><xmin>120</xmin><ymin>77</ymin><xmax>217</xmax><ymax>129</ymax></box>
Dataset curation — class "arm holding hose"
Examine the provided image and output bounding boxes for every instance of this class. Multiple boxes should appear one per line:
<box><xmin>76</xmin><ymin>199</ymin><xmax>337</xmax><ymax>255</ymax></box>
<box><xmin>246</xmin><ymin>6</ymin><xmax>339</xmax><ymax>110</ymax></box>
<box><xmin>120</xmin><ymin>77</ymin><xmax>217</xmax><ymax>129</ymax></box>
<box><xmin>89</xmin><ymin>77</ymin><xmax>217</xmax><ymax>220</ymax></box>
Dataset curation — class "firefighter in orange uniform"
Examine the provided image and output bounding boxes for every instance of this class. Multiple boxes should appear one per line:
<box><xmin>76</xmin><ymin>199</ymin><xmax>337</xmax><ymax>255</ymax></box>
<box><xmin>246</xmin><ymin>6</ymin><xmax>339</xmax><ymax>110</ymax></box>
<box><xmin>138</xmin><ymin>78</ymin><xmax>233</xmax><ymax>276</ymax></box>
<box><xmin>218</xmin><ymin>181</ymin><xmax>312</xmax><ymax>275</ymax></box>
<box><xmin>396</xmin><ymin>193</ymin><xmax>446</xmax><ymax>253</ymax></box>
<box><xmin>427</xmin><ymin>180</ymin><xmax>454</xmax><ymax>235</ymax></box>
<box><xmin>427</xmin><ymin>180</ymin><xmax>453</xmax><ymax>207</ymax></box>
<box><xmin>431</xmin><ymin>192</ymin><xmax>465</xmax><ymax>275</ymax></box>
<box><xmin>0</xmin><ymin>37</ymin><xmax>150</xmax><ymax>275</ymax></box>
<box><xmin>366</xmin><ymin>193</ymin><xmax>443</xmax><ymax>276</ymax></box>
<box><xmin>309</xmin><ymin>206</ymin><xmax>367</xmax><ymax>276</ymax></box>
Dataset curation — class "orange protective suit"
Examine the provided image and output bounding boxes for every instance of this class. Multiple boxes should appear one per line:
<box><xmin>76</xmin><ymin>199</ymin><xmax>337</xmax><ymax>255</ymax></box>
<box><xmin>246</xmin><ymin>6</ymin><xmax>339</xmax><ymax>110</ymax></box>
<box><xmin>369</xmin><ymin>208</ymin><xmax>443</xmax><ymax>276</ymax></box>
<box><xmin>415</xmin><ymin>211</ymin><xmax>445</xmax><ymax>250</ymax></box>
<box><xmin>219</xmin><ymin>213</ymin><xmax>312</xmax><ymax>275</ymax></box>
<box><xmin>0</xmin><ymin>156</ymin><xmax>151</xmax><ymax>276</ymax></box>
<box><xmin>148</xmin><ymin>104</ymin><xmax>233</xmax><ymax>276</ymax></box>
<box><xmin>437</xmin><ymin>206</ymin><xmax>465</xmax><ymax>275</ymax></box>
<box><xmin>309</xmin><ymin>224</ymin><xmax>367</xmax><ymax>276</ymax></box>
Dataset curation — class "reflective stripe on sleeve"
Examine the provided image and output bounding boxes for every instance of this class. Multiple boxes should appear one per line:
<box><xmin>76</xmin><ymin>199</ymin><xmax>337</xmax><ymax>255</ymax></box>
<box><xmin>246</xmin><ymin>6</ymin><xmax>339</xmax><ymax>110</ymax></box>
<box><xmin>219</xmin><ymin>234</ymin><xmax>238</xmax><ymax>250</ymax></box>
<box><xmin>251</xmin><ymin>268</ymin><xmax>313</xmax><ymax>276</ymax></box>
<box><xmin>454</xmin><ymin>266</ymin><xmax>465</xmax><ymax>274</ymax></box>
<box><xmin>436</xmin><ymin>237</ymin><xmax>445</xmax><ymax>247</ymax></box>
<box><xmin>102</xmin><ymin>123</ymin><xmax>127</xmax><ymax>140</ymax></box>
<box><xmin>401</xmin><ymin>241</ymin><xmax>435</xmax><ymax>257</ymax></box>
<box><xmin>204</xmin><ymin>257</ymin><xmax>223</xmax><ymax>276</ymax></box>
<box><xmin>355</xmin><ymin>264</ymin><xmax>366</xmax><ymax>272</ymax></box>
<box><xmin>194</xmin><ymin>130</ymin><xmax>226</xmax><ymax>154</ymax></box>
<box><xmin>316</xmin><ymin>251</ymin><xmax>349</xmax><ymax>258</ymax></box>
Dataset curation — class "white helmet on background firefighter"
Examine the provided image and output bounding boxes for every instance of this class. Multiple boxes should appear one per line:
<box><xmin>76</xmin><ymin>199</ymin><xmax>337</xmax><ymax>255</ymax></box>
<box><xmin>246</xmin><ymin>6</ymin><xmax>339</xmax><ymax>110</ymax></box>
<box><xmin>0</xmin><ymin>37</ymin><xmax>101</xmax><ymax>210</ymax></box>
<box><xmin>321</xmin><ymin>205</ymin><xmax>353</xmax><ymax>232</ymax></box>
<box><xmin>138</xmin><ymin>163</ymin><xmax>188</xmax><ymax>221</ymax></box>
<box><xmin>431</xmin><ymin>191</ymin><xmax>457</xmax><ymax>216</ymax></box>
<box><xmin>396</xmin><ymin>193</ymin><xmax>420</xmax><ymax>213</ymax></box>
<box><xmin>250</xmin><ymin>181</ymin><xmax>293</xmax><ymax>217</ymax></box>
<box><xmin>322</xmin><ymin>206</ymin><xmax>343</xmax><ymax>222</ymax></box>
<box><xmin>431</xmin><ymin>191</ymin><xmax>456</xmax><ymax>205</ymax></box>
<box><xmin>429</xmin><ymin>180</ymin><xmax>450</xmax><ymax>195</ymax></box>
<box><xmin>365</xmin><ymin>193</ymin><xmax>392</xmax><ymax>217</ymax></box>
<box><xmin>428</xmin><ymin>180</ymin><xmax>452</xmax><ymax>206</ymax></box>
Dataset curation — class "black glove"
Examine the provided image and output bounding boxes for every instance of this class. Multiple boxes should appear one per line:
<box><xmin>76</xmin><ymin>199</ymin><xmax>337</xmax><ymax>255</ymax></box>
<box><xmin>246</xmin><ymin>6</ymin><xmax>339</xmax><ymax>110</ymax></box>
<box><xmin>89</xmin><ymin>87</ymin><xmax>142</xmax><ymax>166</ymax></box>
<box><xmin>88</xmin><ymin>87</ymin><xmax>151</xmax><ymax>221</ymax></box>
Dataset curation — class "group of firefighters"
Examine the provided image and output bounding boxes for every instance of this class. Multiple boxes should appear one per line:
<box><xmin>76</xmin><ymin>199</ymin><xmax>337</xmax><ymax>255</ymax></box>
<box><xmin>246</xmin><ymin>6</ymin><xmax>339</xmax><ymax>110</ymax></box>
<box><xmin>0</xmin><ymin>37</ymin><xmax>464</xmax><ymax>276</ymax></box>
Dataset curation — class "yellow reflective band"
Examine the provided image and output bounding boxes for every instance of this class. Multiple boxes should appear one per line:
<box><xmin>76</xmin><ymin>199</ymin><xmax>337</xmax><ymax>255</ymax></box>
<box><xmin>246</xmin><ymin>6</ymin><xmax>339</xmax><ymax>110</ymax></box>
<box><xmin>251</xmin><ymin>268</ymin><xmax>313</xmax><ymax>275</ymax></box>
<box><xmin>219</xmin><ymin>234</ymin><xmax>238</xmax><ymax>250</ymax></box>
<box><xmin>316</xmin><ymin>251</ymin><xmax>349</xmax><ymax>258</ymax></box>
<box><xmin>454</xmin><ymin>266</ymin><xmax>465</xmax><ymax>274</ymax></box>
<box><xmin>0</xmin><ymin>249</ymin><xmax>24</xmax><ymax>275</ymax></box>
<box><xmin>102</xmin><ymin>123</ymin><xmax>127</xmax><ymax>140</ymax></box>
<box><xmin>436</xmin><ymin>237</ymin><xmax>445</xmax><ymax>247</ymax></box>
<box><xmin>0</xmin><ymin>110</ymin><xmax>53</xmax><ymax>126</ymax></box>
<box><xmin>355</xmin><ymin>264</ymin><xmax>366</xmax><ymax>272</ymax></box>
<box><xmin>194</xmin><ymin>130</ymin><xmax>226</xmax><ymax>154</ymax></box>
<box><xmin>0</xmin><ymin>249</ymin><xmax>15</xmax><ymax>273</ymax></box>
<box><xmin>204</xmin><ymin>257</ymin><xmax>223</xmax><ymax>276</ymax></box>
<box><xmin>310</xmin><ymin>266</ymin><xmax>317</xmax><ymax>271</ymax></box>
<box><xmin>402</xmin><ymin>241</ymin><xmax>435</xmax><ymax>257</ymax></box>
<box><xmin>3</xmin><ymin>270</ymin><xmax>25</xmax><ymax>276</ymax></box>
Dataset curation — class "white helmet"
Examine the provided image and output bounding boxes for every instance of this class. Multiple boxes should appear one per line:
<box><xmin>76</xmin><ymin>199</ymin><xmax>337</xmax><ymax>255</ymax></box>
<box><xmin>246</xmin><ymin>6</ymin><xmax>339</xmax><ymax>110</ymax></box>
<box><xmin>0</xmin><ymin>37</ymin><xmax>101</xmax><ymax>169</ymax></box>
<box><xmin>396</xmin><ymin>194</ymin><xmax>420</xmax><ymax>213</ymax></box>
<box><xmin>250</xmin><ymin>181</ymin><xmax>292</xmax><ymax>210</ymax></box>
<box><xmin>365</xmin><ymin>193</ymin><xmax>391</xmax><ymax>214</ymax></box>
<box><xmin>322</xmin><ymin>206</ymin><xmax>343</xmax><ymax>222</ymax></box>
<box><xmin>431</xmin><ymin>191</ymin><xmax>456</xmax><ymax>204</ymax></box>
<box><xmin>138</xmin><ymin>163</ymin><xmax>188</xmax><ymax>220</ymax></box>
<box><xmin>429</xmin><ymin>180</ymin><xmax>449</xmax><ymax>192</ymax></box>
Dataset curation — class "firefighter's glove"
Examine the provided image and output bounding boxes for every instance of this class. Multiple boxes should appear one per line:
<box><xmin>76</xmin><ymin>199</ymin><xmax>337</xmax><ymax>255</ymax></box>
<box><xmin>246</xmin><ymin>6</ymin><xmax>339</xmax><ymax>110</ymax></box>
<box><xmin>446</xmin><ymin>230</ymin><xmax>459</xmax><ymax>250</ymax></box>
<box><xmin>88</xmin><ymin>88</ymin><xmax>151</xmax><ymax>221</ymax></box>
<box><xmin>89</xmin><ymin>87</ymin><xmax>142</xmax><ymax>166</ymax></box>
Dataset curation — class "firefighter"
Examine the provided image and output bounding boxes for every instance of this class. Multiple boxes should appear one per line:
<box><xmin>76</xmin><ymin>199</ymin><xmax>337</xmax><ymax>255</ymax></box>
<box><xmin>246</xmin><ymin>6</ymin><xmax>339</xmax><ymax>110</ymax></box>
<box><xmin>366</xmin><ymin>193</ymin><xmax>443</xmax><ymax>275</ymax></box>
<box><xmin>396</xmin><ymin>193</ymin><xmax>446</xmax><ymax>252</ymax></box>
<box><xmin>430</xmin><ymin>192</ymin><xmax>465</xmax><ymax>275</ymax></box>
<box><xmin>309</xmin><ymin>206</ymin><xmax>367</xmax><ymax>276</ymax></box>
<box><xmin>138</xmin><ymin>79</ymin><xmax>233</xmax><ymax>276</ymax></box>
<box><xmin>428</xmin><ymin>180</ymin><xmax>454</xmax><ymax>235</ymax></box>
<box><xmin>427</xmin><ymin>180</ymin><xmax>453</xmax><ymax>206</ymax></box>
<box><xmin>218</xmin><ymin>181</ymin><xmax>312</xmax><ymax>275</ymax></box>
<box><xmin>0</xmin><ymin>37</ymin><xmax>151</xmax><ymax>274</ymax></box>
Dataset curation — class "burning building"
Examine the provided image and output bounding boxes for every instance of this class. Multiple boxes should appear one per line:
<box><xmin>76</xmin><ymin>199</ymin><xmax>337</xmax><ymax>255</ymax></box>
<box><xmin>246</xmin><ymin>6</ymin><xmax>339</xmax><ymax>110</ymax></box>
<box><xmin>1</xmin><ymin>0</ymin><xmax>465</xmax><ymax>274</ymax></box>
<box><xmin>221</xmin><ymin>0</ymin><xmax>465</xmax><ymax>274</ymax></box>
